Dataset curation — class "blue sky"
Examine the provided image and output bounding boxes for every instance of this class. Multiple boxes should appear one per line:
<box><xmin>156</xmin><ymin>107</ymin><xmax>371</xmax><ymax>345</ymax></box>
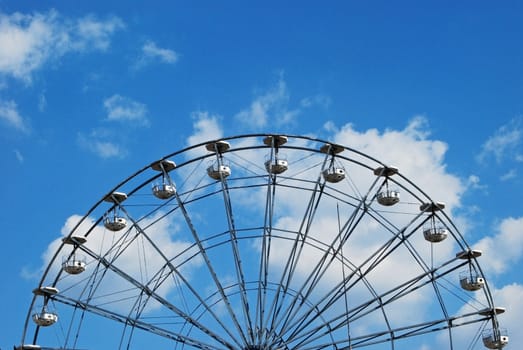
<box><xmin>1</xmin><ymin>1</ymin><xmax>522</xmax><ymax>349</ymax></box>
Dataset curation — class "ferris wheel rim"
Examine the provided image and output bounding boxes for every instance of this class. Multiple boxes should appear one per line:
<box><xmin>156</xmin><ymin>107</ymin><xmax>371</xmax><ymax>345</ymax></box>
<box><xmin>19</xmin><ymin>133</ymin><xmax>507</xmax><ymax>350</ymax></box>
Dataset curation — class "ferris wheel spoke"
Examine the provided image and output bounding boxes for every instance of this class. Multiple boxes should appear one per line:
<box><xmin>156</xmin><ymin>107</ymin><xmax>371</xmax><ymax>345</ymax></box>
<box><xmin>265</xmin><ymin>184</ymin><xmax>331</xmax><ymax>343</ymax></box>
<box><xmin>173</xmin><ymin>189</ymin><xmax>250</xmax><ymax>345</ymax></box>
<box><xmin>74</xmin><ymin>242</ymin><xmax>237</xmax><ymax>348</ymax></box>
<box><xmin>273</xmin><ymin>195</ymin><xmax>370</xmax><ymax>339</ymax></box>
<box><xmin>255</xmin><ymin>171</ymin><xmax>276</xmax><ymax>342</ymax></box>
<box><xmin>275</xmin><ymin>208</ymin><xmax>433</xmax><ymax>345</ymax></box>
<box><xmin>339</xmin><ymin>310</ymin><xmax>490</xmax><ymax>349</ymax></box>
<box><xmin>51</xmin><ymin>293</ymin><xmax>232</xmax><ymax>350</ymax></box>
<box><xmin>139</xmin><ymin>253</ymin><xmax>246</xmax><ymax>347</ymax></box>
<box><xmin>216</xmin><ymin>172</ymin><xmax>255</xmax><ymax>343</ymax></box>
<box><xmin>282</xmin><ymin>255</ymin><xmax>468</xmax><ymax>347</ymax></box>
<box><xmin>122</xmin><ymin>204</ymin><xmax>247</xmax><ymax>345</ymax></box>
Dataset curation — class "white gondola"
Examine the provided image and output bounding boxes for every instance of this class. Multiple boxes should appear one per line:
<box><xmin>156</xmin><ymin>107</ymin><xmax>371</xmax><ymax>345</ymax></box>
<box><xmin>263</xmin><ymin>135</ymin><xmax>288</xmax><ymax>174</ymax></box>
<box><xmin>323</xmin><ymin>168</ymin><xmax>345</xmax><ymax>183</ymax></box>
<box><xmin>104</xmin><ymin>215</ymin><xmax>127</xmax><ymax>231</ymax></box>
<box><xmin>423</xmin><ymin>225</ymin><xmax>448</xmax><ymax>243</ymax></box>
<box><xmin>265</xmin><ymin>158</ymin><xmax>288</xmax><ymax>174</ymax></box>
<box><xmin>482</xmin><ymin>328</ymin><xmax>509</xmax><ymax>349</ymax></box>
<box><xmin>207</xmin><ymin>164</ymin><xmax>231</xmax><ymax>180</ymax></box>
<box><xmin>103</xmin><ymin>192</ymin><xmax>127</xmax><ymax>231</ymax></box>
<box><xmin>459</xmin><ymin>272</ymin><xmax>485</xmax><ymax>291</ymax></box>
<box><xmin>62</xmin><ymin>254</ymin><xmax>87</xmax><ymax>275</ymax></box>
<box><xmin>374</xmin><ymin>166</ymin><xmax>400</xmax><ymax>206</ymax></box>
<box><xmin>152</xmin><ymin>183</ymin><xmax>176</xmax><ymax>199</ymax></box>
<box><xmin>62</xmin><ymin>233</ymin><xmax>86</xmax><ymax>274</ymax></box>
<box><xmin>151</xmin><ymin>160</ymin><xmax>177</xmax><ymax>199</ymax></box>
<box><xmin>32</xmin><ymin>310</ymin><xmax>58</xmax><ymax>327</ymax></box>
<box><xmin>376</xmin><ymin>189</ymin><xmax>400</xmax><ymax>206</ymax></box>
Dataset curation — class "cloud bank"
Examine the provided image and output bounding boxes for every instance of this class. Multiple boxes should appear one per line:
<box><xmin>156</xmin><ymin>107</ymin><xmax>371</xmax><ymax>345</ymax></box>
<box><xmin>0</xmin><ymin>10</ymin><xmax>124</xmax><ymax>83</ymax></box>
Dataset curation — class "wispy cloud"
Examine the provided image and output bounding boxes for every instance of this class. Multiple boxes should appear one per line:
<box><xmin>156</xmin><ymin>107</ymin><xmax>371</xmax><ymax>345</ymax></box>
<box><xmin>38</xmin><ymin>91</ymin><xmax>47</xmax><ymax>112</ymax></box>
<box><xmin>187</xmin><ymin>111</ymin><xmax>223</xmax><ymax>147</ymax></box>
<box><xmin>300</xmin><ymin>94</ymin><xmax>331</xmax><ymax>109</ymax></box>
<box><xmin>14</xmin><ymin>149</ymin><xmax>24</xmax><ymax>163</ymax></box>
<box><xmin>73</xmin><ymin>14</ymin><xmax>125</xmax><ymax>51</ymax></box>
<box><xmin>0</xmin><ymin>99</ymin><xmax>29</xmax><ymax>132</ymax></box>
<box><xmin>235</xmin><ymin>75</ymin><xmax>331</xmax><ymax>131</ymax></box>
<box><xmin>0</xmin><ymin>10</ymin><xmax>124</xmax><ymax>83</ymax></box>
<box><xmin>133</xmin><ymin>40</ymin><xmax>178</xmax><ymax>70</ymax></box>
<box><xmin>465</xmin><ymin>174</ymin><xmax>487</xmax><ymax>191</ymax></box>
<box><xmin>234</xmin><ymin>75</ymin><xmax>300</xmax><ymax>129</ymax></box>
<box><xmin>103</xmin><ymin>94</ymin><xmax>149</xmax><ymax>126</ymax></box>
<box><xmin>77</xmin><ymin>129</ymin><xmax>126</xmax><ymax>159</ymax></box>
<box><xmin>77</xmin><ymin>95</ymin><xmax>148</xmax><ymax>159</ymax></box>
<box><xmin>500</xmin><ymin>169</ymin><xmax>517</xmax><ymax>181</ymax></box>
<box><xmin>477</xmin><ymin>118</ymin><xmax>522</xmax><ymax>164</ymax></box>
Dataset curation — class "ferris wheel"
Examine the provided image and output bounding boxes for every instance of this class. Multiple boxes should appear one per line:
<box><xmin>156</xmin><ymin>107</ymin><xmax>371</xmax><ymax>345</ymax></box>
<box><xmin>18</xmin><ymin>134</ymin><xmax>509</xmax><ymax>349</ymax></box>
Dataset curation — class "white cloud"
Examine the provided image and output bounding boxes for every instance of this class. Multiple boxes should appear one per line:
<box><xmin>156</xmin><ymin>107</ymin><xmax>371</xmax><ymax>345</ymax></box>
<box><xmin>14</xmin><ymin>149</ymin><xmax>24</xmax><ymax>163</ymax></box>
<box><xmin>73</xmin><ymin>14</ymin><xmax>125</xmax><ymax>51</ymax></box>
<box><xmin>134</xmin><ymin>40</ymin><xmax>178</xmax><ymax>69</ymax></box>
<box><xmin>77</xmin><ymin>129</ymin><xmax>126</xmax><ymax>159</ymax></box>
<box><xmin>38</xmin><ymin>91</ymin><xmax>47</xmax><ymax>112</ymax></box>
<box><xmin>473</xmin><ymin>216</ymin><xmax>523</xmax><ymax>275</ymax></box>
<box><xmin>500</xmin><ymin>169</ymin><xmax>517</xmax><ymax>181</ymax></box>
<box><xmin>103</xmin><ymin>94</ymin><xmax>149</xmax><ymax>125</ymax></box>
<box><xmin>300</xmin><ymin>94</ymin><xmax>331</xmax><ymax>109</ymax></box>
<box><xmin>0</xmin><ymin>99</ymin><xmax>29</xmax><ymax>132</ymax></box>
<box><xmin>77</xmin><ymin>95</ymin><xmax>148</xmax><ymax>159</ymax></box>
<box><xmin>466</xmin><ymin>174</ymin><xmax>487</xmax><ymax>191</ymax></box>
<box><xmin>329</xmin><ymin>116</ymin><xmax>464</xmax><ymax>211</ymax></box>
<box><xmin>477</xmin><ymin>118</ymin><xmax>522</xmax><ymax>164</ymax></box>
<box><xmin>186</xmin><ymin>111</ymin><xmax>223</xmax><ymax>147</ymax></box>
<box><xmin>0</xmin><ymin>10</ymin><xmax>124</xmax><ymax>82</ymax></box>
<box><xmin>234</xmin><ymin>76</ymin><xmax>300</xmax><ymax>129</ymax></box>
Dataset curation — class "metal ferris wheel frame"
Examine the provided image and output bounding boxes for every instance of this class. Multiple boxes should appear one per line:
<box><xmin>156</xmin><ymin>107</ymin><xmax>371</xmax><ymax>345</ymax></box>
<box><xmin>18</xmin><ymin>133</ymin><xmax>508</xmax><ymax>350</ymax></box>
